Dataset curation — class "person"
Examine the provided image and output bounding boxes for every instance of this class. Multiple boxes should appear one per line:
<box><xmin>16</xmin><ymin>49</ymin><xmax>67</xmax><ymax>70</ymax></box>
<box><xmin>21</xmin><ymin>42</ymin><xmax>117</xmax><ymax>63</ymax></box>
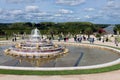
<box><xmin>74</xmin><ymin>35</ymin><xmax>77</xmax><ymax>42</ymax></box>
<box><xmin>98</xmin><ymin>37</ymin><xmax>101</xmax><ymax>41</ymax></box>
<box><xmin>106</xmin><ymin>37</ymin><xmax>108</xmax><ymax>42</ymax></box>
<box><xmin>78</xmin><ymin>36</ymin><xmax>82</xmax><ymax>43</ymax></box>
<box><xmin>12</xmin><ymin>38</ymin><xmax>14</xmax><ymax>42</ymax></box>
<box><xmin>91</xmin><ymin>38</ymin><xmax>94</xmax><ymax>44</ymax></box>
<box><xmin>64</xmin><ymin>37</ymin><xmax>66</xmax><ymax>42</ymax></box>
<box><xmin>101</xmin><ymin>37</ymin><xmax>104</xmax><ymax>43</ymax></box>
<box><xmin>90</xmin><ymin>38</ymin><xmax>92</xmax><ymax>44</ymax></box>
<box><xmin>14</xmin><ymin>37</ymin><xmax>17</xmax><ymax>41</ymax></box>
<box><xmin>42</xmin><ymin>36</ymin><xmax>43</xmax><ymax>39</ymax></box>
<box><xmin>22</xmin><ymin>35</ymin><xmax>24</xmax><ymax>40</ymax></box>
<box><xmin>115</xmin><ymin>37</ymin><xmax>118</xmax><ymax>46</ymax></box>
<box><xmin>66</xmin><ymin>37</ymin><xmax>69</xmax><ymax>42</ymax></box>
<box><xmin>102</xmin><ymin>39</ymin><xmax>104</xmax><ymax>43</ymax></box>
<box><xmin>83</xmin><ymin>36</ymin><xmax>86</xmax><ymax>41</ymax></box>
<box><xmin>49</xmin><ymin>37</ymin><xmax>51</xmax><ymax>40</ymax></box>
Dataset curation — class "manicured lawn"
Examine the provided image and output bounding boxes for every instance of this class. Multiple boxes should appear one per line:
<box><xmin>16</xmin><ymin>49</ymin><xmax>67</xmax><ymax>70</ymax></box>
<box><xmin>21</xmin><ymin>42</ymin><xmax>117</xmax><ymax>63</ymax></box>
<box><xmin>0</xmin><ymin>63</ymin><xmax>120</xmax><ymax>75</ymax></box>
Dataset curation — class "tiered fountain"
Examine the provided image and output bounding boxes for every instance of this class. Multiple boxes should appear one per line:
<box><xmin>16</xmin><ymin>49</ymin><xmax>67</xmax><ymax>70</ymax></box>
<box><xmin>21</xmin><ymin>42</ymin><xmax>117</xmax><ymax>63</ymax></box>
<box><xmin>4</xmin><ymin>28</ymin><xmax>68</xmax><ymax>66</ymax></box>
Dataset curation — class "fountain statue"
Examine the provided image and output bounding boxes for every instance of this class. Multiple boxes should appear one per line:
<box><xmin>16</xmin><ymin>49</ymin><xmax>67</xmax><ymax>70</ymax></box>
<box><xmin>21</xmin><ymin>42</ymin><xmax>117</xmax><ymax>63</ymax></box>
<box><xmin>4</xmin><ymin>28</ymin><xmax>68</xmax><ymax>66</ymax></box>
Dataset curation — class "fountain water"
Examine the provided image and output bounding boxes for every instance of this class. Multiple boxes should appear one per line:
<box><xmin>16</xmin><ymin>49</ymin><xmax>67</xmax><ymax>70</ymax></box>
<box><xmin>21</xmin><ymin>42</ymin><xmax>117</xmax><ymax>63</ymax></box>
<box><xmin>30</xmin><ymin>28</ymin><xmax>41</xmax><ymax>41</ymax></box>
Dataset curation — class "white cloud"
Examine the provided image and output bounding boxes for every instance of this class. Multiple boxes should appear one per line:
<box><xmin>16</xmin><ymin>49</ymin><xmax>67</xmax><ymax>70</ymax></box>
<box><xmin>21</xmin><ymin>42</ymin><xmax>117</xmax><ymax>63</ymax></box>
<box><xmin>47</xmin><ymin>16</ymin><xmax>55</xmax><ymax>20</ymax></box>
<box><xmin>34</xmin><ymin>12</ymin><xmax>47</xmax><ymax>16</ymax></box>
<box><xmin>105</xmin><ymin>0</ymin><xmax>120</xmax><ymax>9</ymax></box>
<box><xmin>1</xmin><ymin>14</ymin><xmax>15</xmax><ymax>20</ymax></box>
<box><xmin>99</xmin><ymin>0</ymin><xmax>120</xmax><ymax>20</ymax></box>
<box><xmin>5</xmin><ymin>0</ymin><xmax>35</xmax><ymax>4</ymax></box>
<box><xmin>90</xmin><ymin>0</ymin><xmax>119</xmax><ymax>23</ymax></box>
<box><xmin>107</xmin><ymin>0</ymin><xmax>115</xmax><ymax>7</ymax></box>
<box><xmin>9</xmin><ymin>10</ymin><xmax>23</xmax><ymax>15</ymax></box>
<box><xmin>24</xmin><ymin>11</ymin><xmax>52</xmax><ymax>21</ymax></box>
<box><xmin>84</xmin><ymin>15</ymin><xmax>91</xmax><ymax>19</ymax></box>
<box><xmin>54</xmin><ymin>14</ymin><xmax>62</xmax><ymax>17</ymax></box>
<box><xmin>56</xmin><ymin>0</ymin><xmax>85</xmax><ymax>6</ymax></box>
<box><xmin>1</xmin><ymin>0</ymin><xmax>120</xmax><ymax>23</ymax></box>
<box><xmin>0</xmin><ymin>9</ymin><xmax>27</xmax><ymax>22</ymax></box>
<box><xmin>59</xmin><ymin>9</ymin><xmax>73</xmax><ymax>14</ymax></box>
<box><xmin>24</xmin><ymin>14</ymin><xmax>33</xmax><ymax>20</ymax></box>
<box><xmin>76</xmin><ymin>17</ymin><xmax>81</xmax><ymax>20</ymax></box>
<box><xmin>84</xmin><ymin>8</ymin><xmax>95</xmax><ymax>11</ymax></box>
<box><xmin>25</xmin><ymin>6</ymin><xmax>39</xmax><ymax>12</ymax></box>
<box><xmin>0</xmin><ymin>9</ymin><xmax>24</xmax><ymax>21</ymax></box>
<box><xmin>6</xmin><ymin>0</ymin><xmax>22</xmax><ymax>3</ymax></box>
<box><xmin>32</xmin><ymin>12</ymin><xmax>52</xmax><ymax>18</ymax></box>
<box><xmin>106</xmin><ymin>0</ymin><xmax>119</xmax><ymax>9</ymax></box>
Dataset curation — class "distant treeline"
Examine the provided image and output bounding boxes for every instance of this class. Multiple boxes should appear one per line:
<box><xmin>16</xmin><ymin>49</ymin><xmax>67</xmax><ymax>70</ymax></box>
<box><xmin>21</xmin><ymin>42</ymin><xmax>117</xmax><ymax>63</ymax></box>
<box><xmin>0</xmin><ymin>22</ymin><xmax>119</xmax><ymax>35</ymax></box>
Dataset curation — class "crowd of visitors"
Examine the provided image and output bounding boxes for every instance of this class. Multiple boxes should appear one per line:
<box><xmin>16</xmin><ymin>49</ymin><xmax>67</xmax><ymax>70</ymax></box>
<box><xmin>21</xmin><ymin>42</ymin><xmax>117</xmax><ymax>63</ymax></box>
<box><xmin>74</xmin><ymin>35</ymin><xmax>95</xmax><ymax>44</ymax></box>
<box><xmin>10</xmin><ymin>33</ymin><xmax>120</xmax><ymax>47</ymax></box>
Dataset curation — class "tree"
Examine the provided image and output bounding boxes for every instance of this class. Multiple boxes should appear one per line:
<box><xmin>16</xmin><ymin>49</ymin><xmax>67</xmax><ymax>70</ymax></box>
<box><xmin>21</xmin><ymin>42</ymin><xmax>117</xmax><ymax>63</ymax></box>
<box><xmin>9</xmin><ymin>22</ymin><xmax>25</xmax><ymax>30</ymax></box>
<box><xmin>114</xmin><ymin>25</ymin><xmax>120</xmax><ymax>35</ymax></box>
<box><xmin>84</xmin><ymin>27</ymin><xmax>93</xmax><ymax>38</ymax></box>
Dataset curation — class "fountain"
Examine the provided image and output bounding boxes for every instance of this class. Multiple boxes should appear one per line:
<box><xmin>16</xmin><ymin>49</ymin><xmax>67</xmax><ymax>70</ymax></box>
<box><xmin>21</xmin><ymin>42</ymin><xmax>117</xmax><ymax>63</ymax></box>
<box><xmin>1</xmin><ymin>28</ymin><xmax>120</xmax><ymax>69</ymax></box>
<box><xmin>4</xmin><ymin>28</ymin><xmax>68</xmax><ymax>66</ymax></box>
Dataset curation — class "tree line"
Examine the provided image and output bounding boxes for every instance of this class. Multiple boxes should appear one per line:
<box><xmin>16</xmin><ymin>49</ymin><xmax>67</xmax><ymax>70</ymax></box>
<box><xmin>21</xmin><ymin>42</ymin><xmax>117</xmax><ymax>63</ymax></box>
<box><xmin>0</xmin><ymin>22</ymin><xmax>119</xmax><ymax>36</ymax></box>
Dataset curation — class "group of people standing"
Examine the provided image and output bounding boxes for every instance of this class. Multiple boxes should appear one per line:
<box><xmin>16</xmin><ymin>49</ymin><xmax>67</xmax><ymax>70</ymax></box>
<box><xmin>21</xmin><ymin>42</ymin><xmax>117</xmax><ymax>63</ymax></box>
<box><xmin>74</xmin><ymin>35</ymin><xmax>95</xmax><ymax>44</ymax></box>
<box><xmin>12</xmin><ymin>34</ymin><xmax>17</xmax><ymax>42</ymax></box>
<box><xmin>74</xmin><ymin>35</ymin><xmax>83</xmax><ymax>43</ymax></box>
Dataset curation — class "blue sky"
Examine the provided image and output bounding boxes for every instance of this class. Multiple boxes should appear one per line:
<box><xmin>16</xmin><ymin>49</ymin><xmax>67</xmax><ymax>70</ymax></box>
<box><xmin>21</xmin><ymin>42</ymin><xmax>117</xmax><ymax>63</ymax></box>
<box><xmin>0</xmin><ymin>0</ymin><xmax>120</xmax><ymax>24</ymax></box>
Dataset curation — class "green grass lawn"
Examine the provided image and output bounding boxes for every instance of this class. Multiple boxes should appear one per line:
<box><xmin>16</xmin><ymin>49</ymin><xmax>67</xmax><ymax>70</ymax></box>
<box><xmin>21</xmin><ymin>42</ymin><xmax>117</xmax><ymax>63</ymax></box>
<box><xmin>0</xmin><ymin>64</ymin><xmax>120</xmax><ymax>75</ymax></box>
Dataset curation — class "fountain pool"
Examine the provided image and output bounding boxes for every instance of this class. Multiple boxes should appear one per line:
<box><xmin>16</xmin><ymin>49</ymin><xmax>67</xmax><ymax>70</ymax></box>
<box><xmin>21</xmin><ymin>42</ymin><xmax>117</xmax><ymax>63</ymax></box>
<box><xmin>0</xmin><ymin>44</ymin><xmax>120</xmax><ymax>67</ymax></box>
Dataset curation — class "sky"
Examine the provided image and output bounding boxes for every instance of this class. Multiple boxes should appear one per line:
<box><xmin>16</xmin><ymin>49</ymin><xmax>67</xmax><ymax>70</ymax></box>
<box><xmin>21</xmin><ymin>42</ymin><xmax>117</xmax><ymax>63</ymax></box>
<box><xmin>0</xmin><ymin>0</ymin><xmax>120</xmax><ymax>24</ymax></box>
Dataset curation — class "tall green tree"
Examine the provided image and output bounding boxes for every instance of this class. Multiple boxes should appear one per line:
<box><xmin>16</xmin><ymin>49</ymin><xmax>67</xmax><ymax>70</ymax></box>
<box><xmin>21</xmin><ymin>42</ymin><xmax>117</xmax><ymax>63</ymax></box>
<box><xmin>84</xmin><ymin>27</ymin><xmax>93</xmax><ymax>38</ymax></box>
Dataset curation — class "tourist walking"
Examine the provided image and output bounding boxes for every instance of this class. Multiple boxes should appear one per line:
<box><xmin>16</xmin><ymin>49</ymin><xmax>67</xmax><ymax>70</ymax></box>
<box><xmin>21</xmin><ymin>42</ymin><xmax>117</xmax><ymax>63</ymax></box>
<box><xmin>78</xmin><ymin>36</ymin><xmax>82</xmax><ymax>43</ymax></box>
<box><xmin>74</xmin><ymin>35</ymin><xmax>77</xmax><ymax>42</ymax></box>
<box><xmin>91</xmin><ymin>38</ymin><xmax>94</xmax><ymax>44</ymax></box>
<box><xmin>83</xmin><ymin>36</ymin><xmax>86</xmax><ymax>41</ymax></box>
<box><xmin>115</xmin><ymin>37</ymin><xmax>119</xmax><ymax>46</ymax></box>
